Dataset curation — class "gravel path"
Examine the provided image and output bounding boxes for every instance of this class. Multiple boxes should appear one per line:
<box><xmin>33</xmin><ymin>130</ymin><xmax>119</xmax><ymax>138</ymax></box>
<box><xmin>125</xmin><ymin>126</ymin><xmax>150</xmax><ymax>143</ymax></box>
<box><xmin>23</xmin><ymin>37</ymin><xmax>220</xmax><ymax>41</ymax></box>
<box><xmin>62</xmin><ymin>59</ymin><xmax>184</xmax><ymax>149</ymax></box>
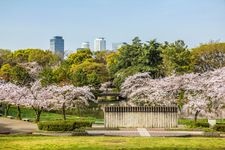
<box><xmin>0</xmin><ymin>117</ymin><xmax>38</xmax><ymax>134</ymax></box>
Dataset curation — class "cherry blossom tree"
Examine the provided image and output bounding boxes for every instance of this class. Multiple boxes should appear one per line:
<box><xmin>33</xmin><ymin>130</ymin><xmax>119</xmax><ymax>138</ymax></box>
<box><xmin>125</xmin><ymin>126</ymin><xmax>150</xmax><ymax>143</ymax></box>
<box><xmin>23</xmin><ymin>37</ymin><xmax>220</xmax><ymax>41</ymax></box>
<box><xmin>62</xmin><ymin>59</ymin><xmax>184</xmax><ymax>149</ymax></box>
<box><xmin>0</xmin><ymin>80</ymin><xmax>53</xmax><ymax>121</ymax></box>
<box><xmin>0</xmin><ymin>79</ymin><xmax>97</xmax><ymax>122</ymax></box>
<box><xmin>24</xmin><ymin>81</ymin><xmax>55</xmax><ymax>122</ymax></box>
<box><xmin>0</xmin><ymin>81</ymin><xmax>49</xmax><ymax>120</ymax></box>
<box><xmin>121</xmin><ymin>73</ymin><xmax>183</xmax><ymax>107</ymax></box>
<box><xmin>7</xmin><ymin>85</ymin><xmax>29</xmax><ymax>120</ymax></box>
<box><xmin>99</xmin><ymin>81</ymin><xmax>113</xmax><ymax>93</ymax></box>
<box><xmin>18</xmin><ymin>62</ymin><xmax>43</xmax><ymax>80</ymax></box>
<box><xmin>183</xmin><ymin>68</ymin><xmax>225</xmax><ymax>120</ymax></box>
<box><xmin>0</xmin><ymin>81</ymin><xmax>17</xmax><ymax>116</ymax></box>
<box><xmin>120</xmin><ymin>72</ymin><xmax>152</xmax><ymax>98</ymax></box>
<box><xmin>49</xmin><ymin>85</ymin><xmax>96</xmax><ymax>120</ymax></box>
<box><xmin>120</xmin><ymin>67</ymin><xmax>225</xmax><ymax>121</ymax></box>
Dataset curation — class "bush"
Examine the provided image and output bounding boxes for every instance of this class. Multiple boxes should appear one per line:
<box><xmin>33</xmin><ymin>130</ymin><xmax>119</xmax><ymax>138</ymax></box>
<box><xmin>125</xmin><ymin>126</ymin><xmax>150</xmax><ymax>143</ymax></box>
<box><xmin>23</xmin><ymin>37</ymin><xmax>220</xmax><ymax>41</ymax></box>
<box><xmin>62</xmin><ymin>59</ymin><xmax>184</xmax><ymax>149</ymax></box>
<box><xmin>194</xmin><ymin>122</ymin><xmax>210</xmax><ymax>128</ymax></box>
<box><xmin>38</xmin><ymin>120</ymin><xmax>93</xmax><ymax>131</ymax></box>
<box><xmin>215</xmin><ymin>122</ymin><xmax>225</xmax><ymax>125</ymax></box>
<box><xmin>213</xmin><ymin>124</ymin><xmax>225</xmax><ymax>132</ymax></box>
<box><xmin>179</xmin><ymin>119</ymin><xmax>209</xmax><ymax>128</ymax></box>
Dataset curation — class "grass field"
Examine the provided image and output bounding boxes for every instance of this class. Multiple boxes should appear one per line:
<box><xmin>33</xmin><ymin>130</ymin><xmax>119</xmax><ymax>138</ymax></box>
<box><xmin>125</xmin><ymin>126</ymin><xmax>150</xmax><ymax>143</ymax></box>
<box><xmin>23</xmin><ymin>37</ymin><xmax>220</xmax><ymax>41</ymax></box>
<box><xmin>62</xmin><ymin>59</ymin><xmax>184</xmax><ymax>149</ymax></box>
<box><xmin>0</xmin><ymin>136</ymin><xmax>225</xmax><ymax>150</ymax></box>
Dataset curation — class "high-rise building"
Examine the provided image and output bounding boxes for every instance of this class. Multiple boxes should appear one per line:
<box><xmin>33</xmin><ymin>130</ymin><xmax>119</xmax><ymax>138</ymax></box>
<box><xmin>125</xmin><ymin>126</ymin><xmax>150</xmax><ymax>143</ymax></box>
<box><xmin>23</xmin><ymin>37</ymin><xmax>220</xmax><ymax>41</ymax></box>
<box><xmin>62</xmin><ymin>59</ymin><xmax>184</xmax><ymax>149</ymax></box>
<box><xmin>81</xmin><ymin>42</ymin><xmax>90</xmax><ymax>49</ymax></box>
<box><xmin>50</xmin><ymin>36</ymin><xmax>64</xmax><ymax>59</ymax></box>
<box><xmin>94</xmin><ymin>37</ymin><xmax>106</xmax><ymax>51</ymax></box>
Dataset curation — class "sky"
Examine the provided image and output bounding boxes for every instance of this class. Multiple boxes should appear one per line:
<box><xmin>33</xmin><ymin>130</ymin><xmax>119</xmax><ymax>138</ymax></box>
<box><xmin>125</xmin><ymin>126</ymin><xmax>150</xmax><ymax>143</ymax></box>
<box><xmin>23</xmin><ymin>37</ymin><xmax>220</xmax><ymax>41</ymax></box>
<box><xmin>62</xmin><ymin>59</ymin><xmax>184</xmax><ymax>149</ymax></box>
<box><xmin>0</xmin><ymin>0</ymin><xmax>225</xmax><ymax>51</ymax></box>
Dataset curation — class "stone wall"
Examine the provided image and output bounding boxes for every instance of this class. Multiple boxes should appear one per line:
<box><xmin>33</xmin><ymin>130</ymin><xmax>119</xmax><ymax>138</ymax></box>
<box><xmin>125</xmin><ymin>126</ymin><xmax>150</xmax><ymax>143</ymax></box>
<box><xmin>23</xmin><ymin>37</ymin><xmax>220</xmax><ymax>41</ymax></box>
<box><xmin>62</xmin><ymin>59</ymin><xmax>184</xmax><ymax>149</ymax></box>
<box><xmin>104</xmin><ymin>106</ymin><xmax>178</xmax><ymax>128</ymax></box>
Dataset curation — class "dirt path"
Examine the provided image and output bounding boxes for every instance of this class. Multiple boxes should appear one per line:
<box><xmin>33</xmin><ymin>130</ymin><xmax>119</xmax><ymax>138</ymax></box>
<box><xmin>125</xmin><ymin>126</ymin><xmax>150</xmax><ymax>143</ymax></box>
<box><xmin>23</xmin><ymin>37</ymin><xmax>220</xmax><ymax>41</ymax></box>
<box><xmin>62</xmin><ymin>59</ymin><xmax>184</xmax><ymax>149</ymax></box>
<box><xmin>0</xmin><ymin>117</ymin><xmax>38</xmax><ymax>134</ymax></box>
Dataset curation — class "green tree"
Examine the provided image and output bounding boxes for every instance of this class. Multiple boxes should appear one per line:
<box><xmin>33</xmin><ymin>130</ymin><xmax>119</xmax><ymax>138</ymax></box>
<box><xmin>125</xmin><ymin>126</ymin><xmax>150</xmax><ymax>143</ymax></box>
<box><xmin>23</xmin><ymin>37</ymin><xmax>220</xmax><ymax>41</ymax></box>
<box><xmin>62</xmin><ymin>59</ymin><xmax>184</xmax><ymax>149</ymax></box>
<box><xmin>0</xmin><ymin>64</ymin><xmax>12</xmax><ymax>81</ymax></box>
<box><xmin>27</xmin><ymin>49</ymin><xmax>60</xmax><ymax>66</ymax></box>
<box><xmin>191</xmin><ymin>42</ymin><xmax>225</xmax><ymax>73</ymax></box>
<box><xmin>39</xmin><ymin>67</ymin><xmax>57</xmax><ymax>86</ymax></box>
<box><xmin>67</xmin><ymin>49</ymin><xmax>92</xmax><ymax>65</ymax></box>
<box><xmin>139</xmin><ymin>39</ymin><xmax>162</xmax><ymax>67</ymax></box>
<box><xmin>106</xmin><ymin>51</ymin><xmax>119</xmax><ymax>77</ymax></box>
<box><xmin>94</xmin><ymin>50</ymin><xmax>109</xmax><ymax>64</ymax></box>
<box><xmin>53</xmin><ymin>62</ymin><xmax>71</xmax><ymax>85</ymax></box>
<box><xmin>87</xmin><ymin>72</ymin><xmax>101</xmax><ymax>86</ymax></box>
<box><xmin>112</xmin><ymin>37</ymin><xmax>164</xmax><ymax>88</ymax></box>
<box><xmin>12</xmin><ymin>49</ymin><xmax>60</xmax><ymax>66</ymax></box>
<box><xmin>70</xmin><ymin>60</ymin><xmax>108</xmax><ymax>87</ymax></box>
<box><xmin>0</xmin><ymin>49</ymin><xmax>12</xmax><ymax>67</ymax></box>
<box><xmin>12</xmin><ymin>49</ymin><xmax>30</xmax><ymax>63</ymax></box>
<box><xmin>161</xmin><ymin>40</ymin><xmax>191</xmax><ymax>76</ymax></box>
<box><xmin>71</xmin><ymin>68</ymin><xmax>88</xmax><ymax>86</ymax></box>
<box><xmin>10</xmin><ymin>65</ymin><xmax>33</xmax><ymax>86</ymax></box>
<box><xmin>116</xmin><ymin>37</ymin><xmax>142</xmax><ymax>70</ymax></box>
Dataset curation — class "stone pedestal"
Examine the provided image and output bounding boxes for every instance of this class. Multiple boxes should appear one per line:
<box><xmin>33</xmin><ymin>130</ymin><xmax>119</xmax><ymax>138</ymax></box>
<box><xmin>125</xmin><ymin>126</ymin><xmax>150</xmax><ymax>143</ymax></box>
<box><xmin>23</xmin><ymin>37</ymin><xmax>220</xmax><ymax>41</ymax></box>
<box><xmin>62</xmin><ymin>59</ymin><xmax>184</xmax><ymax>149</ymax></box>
<box><xmin>208</xmin><ymin>119</ymin><xmax>216</xmax><ymax>127</ymax></box>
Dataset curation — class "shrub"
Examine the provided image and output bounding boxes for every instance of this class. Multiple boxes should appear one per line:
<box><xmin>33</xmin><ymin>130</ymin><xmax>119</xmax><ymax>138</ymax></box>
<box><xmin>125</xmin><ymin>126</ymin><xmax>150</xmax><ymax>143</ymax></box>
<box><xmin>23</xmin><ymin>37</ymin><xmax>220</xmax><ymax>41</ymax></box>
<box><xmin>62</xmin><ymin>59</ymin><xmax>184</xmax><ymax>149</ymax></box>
<box><xmin>213</xmin><ymin>124</ymin><xmax>225</xmax><ymax>132</ymax></box>
<box><xmin>179</xmin><ymin>119</ymin><xmax>209</xmax><ymax>128</ymax></box>
<box><xmin>194</xmin><ymin>122</ymin><xmax>210</xmax><ymax>128</ymax></box>
<box><xmin>215</xmin><ymin>122</ymin><xmax>225</xmax><ymax>125</ymax></box>
<box><xmin>38</xmin><ymin>120</ymin><xmax>93</xmax><ymax>131</ymax></box>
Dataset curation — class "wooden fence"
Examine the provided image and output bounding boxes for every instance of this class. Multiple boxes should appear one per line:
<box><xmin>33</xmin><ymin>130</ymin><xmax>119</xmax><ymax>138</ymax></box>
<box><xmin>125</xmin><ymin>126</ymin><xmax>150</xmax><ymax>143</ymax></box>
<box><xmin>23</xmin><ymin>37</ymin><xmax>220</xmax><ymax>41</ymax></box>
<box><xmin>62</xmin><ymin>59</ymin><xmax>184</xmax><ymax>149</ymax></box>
<box><xmin>104</xmin><ymin>106</ymin><xmax>178</xmax><ymax>128</ymax></box>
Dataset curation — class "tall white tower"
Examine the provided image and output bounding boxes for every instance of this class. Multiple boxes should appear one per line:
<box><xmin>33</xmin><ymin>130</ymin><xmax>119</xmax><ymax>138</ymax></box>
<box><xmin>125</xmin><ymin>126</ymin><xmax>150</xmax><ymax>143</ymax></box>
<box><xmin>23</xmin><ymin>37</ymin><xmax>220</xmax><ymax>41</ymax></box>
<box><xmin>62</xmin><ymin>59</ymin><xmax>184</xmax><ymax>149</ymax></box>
<box><xmin>94</xmin><ymin>37</ymin><xmax>106</xmax><ymax>51</ymax></box>
<box><xmin>81</xmin><ymin>42</ymin><xmax>90</xmax><ymax>49</ymax></box>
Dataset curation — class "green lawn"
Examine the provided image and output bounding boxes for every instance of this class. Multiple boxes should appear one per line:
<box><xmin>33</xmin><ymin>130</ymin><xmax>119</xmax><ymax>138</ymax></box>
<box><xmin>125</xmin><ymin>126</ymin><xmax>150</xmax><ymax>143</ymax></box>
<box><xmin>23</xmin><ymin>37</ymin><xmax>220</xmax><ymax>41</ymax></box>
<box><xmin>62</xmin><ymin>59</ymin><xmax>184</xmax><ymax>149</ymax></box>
<box><xmin>0</xmin><ymin>136</ymin><xmax>225</xmax><ymax>150</ymax></box>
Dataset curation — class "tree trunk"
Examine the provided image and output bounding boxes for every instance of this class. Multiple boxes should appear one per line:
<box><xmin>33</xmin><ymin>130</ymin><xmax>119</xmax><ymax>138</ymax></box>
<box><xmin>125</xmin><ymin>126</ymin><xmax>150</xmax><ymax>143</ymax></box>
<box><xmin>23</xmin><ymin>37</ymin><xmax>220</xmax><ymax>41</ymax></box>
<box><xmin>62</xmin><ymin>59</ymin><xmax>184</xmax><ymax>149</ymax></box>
<box><xmin>17</xmin><ymin>105</ymin><xmax>22</xmax><ymax>120</ymax></box>
<box><xmin>35</xmin><ymin>109</ymin><xmax>42</xmax><ymax>123</ymax></box>
<box><xmin>33</xmin><ymin>106</ymin><xmax>42</xmax><ymax>123</ymax></box>
<box><xmin>5</xmin><ymin>104</ymin><xmax>11</xmax><ymax>116</ymax></box>
<box><xmin>77</xmin><ymin>107</ymin><xmax>80</xmax><ymax>117</ymax></box>
<box><xmin>194</xmin><ymin>110</ymin><xmax>200</xmax><ymax>123</ymax></box>
<box><xmin>62</xmin><ymin>103</ymin><xmax>66</xmax><ymax>120</ymax></box>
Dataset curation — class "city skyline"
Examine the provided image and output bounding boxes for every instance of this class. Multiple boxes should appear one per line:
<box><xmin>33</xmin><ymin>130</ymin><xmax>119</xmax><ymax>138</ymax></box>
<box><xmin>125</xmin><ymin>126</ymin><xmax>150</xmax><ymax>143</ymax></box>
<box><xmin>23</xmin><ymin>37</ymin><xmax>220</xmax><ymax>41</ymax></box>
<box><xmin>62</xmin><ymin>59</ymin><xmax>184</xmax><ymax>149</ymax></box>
<box><xmin>0</xmin><ymin>0</ymin><xmax>225</xmax><ymax>51</ymax></box>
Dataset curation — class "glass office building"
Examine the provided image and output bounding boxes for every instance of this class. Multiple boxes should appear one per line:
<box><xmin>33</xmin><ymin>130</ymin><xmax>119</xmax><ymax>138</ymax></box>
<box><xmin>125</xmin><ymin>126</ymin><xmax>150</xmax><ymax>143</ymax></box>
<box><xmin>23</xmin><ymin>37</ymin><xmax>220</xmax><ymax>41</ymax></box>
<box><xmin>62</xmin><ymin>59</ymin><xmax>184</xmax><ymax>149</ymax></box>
<box><xmin>50</xmin><ymin>36</ymin><xmax>64</xmax><ymax>59</ymax></box>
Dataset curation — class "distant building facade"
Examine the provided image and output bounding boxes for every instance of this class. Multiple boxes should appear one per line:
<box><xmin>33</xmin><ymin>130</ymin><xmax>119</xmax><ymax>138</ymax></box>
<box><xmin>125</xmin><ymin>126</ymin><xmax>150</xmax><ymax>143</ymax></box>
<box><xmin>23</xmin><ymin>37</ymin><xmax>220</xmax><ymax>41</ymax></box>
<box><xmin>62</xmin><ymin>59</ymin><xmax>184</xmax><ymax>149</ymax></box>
<box><xmin>76</xmin><ymin>48</ymin><xmax>86</xmax><ymax>51</ymax></box>
<box><xmin>112</xmin><ymin>42</ymin><xmax>125</xmax><ymax>50</ymax></box>
<box><xmin>50</xmin><ymin>36</ymin><xmax>64</xmax><ymax>59</ymax></box>
<box><xmin>81</xmin><ymin>42</ymin><xmax>90</xmax><ymax>49</ymax></box>
<box><xmin>94</xmin><ymin>37</ymin><xmax>106</xmax><ymax>51</ymax></box>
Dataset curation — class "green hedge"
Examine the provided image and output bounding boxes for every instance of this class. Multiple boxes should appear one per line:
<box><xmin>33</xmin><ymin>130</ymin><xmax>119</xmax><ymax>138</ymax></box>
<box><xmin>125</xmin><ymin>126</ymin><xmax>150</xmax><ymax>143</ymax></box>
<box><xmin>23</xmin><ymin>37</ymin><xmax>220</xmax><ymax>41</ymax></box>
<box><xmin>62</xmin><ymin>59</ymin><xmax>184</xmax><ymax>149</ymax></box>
<box><xmin>186</xmin><ymin>122</ymin><xmax>210</xmax><ymax>128</ymax></box>
<box><xmin>38</xmin><ymin>120</ymin><xmax>93</xmax><ymax>131</ymax></box>
<box><xmin>194</xmin><ymin>122</ymin><xmax>210</xmax><ymax>128</ymax></box>
<box><xmin>178</xmin><ymin>118</ymin><xmax>208</xmax><ymax>126</ymax></box>
<box><xmin>213</xmin><ymin>124</ymin><xmax>225</xmax><ymax>132</ymax></box>
<box><xmin>179</xmin><ymin>119</ymin><xmax>209</xmax><ymax>128</ymax></box>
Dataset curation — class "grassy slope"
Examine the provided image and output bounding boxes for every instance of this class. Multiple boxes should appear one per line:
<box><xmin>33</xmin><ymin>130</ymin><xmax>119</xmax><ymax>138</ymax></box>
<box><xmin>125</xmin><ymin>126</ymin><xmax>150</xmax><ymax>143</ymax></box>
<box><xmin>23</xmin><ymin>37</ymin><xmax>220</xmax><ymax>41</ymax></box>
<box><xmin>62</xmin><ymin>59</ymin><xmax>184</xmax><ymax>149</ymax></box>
<box><xmin>0</xmin><ymin>136</ymin><xmax>225</xmax><ymax>150</ymax></box>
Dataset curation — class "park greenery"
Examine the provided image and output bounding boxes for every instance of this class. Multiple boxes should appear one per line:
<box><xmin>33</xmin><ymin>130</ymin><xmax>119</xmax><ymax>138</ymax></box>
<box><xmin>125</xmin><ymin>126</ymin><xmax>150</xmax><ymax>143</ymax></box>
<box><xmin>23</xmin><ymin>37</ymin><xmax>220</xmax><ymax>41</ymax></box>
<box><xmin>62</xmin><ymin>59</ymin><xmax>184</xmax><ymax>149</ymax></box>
<box><xmin>1</xmin><ymin>136</ymin><xmax>225</xmax><ymax>150</ymax></box>
<box><xmin>1</xmin><ymin>37</ymin><xmax>225</xmax><ymax>124</ymax></box>
<box><xmin>1</xmin><ymin>38</ymin><xmax>225</xmax><ymax>88</ymax></box>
